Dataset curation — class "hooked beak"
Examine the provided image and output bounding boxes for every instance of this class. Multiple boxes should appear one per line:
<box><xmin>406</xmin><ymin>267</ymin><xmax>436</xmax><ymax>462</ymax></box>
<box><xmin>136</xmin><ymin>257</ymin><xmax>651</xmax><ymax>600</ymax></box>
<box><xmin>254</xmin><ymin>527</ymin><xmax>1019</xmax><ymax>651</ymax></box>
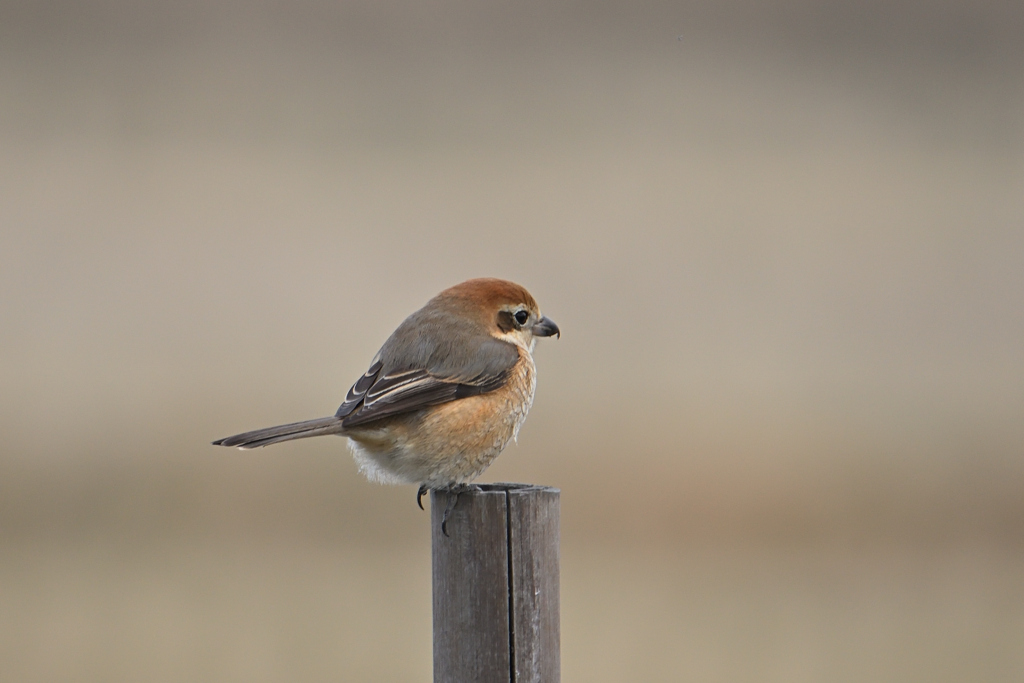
<box><xmin>532</xmin><ymin>316</ymin><xmax>560</xmax><ymax>338</ymax></box>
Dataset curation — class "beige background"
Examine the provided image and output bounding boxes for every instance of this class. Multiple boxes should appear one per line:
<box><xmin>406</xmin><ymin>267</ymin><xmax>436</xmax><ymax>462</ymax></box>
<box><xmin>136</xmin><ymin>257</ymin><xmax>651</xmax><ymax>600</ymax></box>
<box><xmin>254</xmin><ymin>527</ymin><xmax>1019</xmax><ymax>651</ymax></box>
<box><xmin>2</xmin><ymin>1</ymin><xmax>1023</xmax><ymax>681</ymax></box>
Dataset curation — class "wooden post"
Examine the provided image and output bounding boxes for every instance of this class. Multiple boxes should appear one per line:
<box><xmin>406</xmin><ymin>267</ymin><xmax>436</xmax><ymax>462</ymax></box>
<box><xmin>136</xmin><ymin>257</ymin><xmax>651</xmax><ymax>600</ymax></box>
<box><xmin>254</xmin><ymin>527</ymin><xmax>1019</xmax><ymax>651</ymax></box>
<box><xmin>431</xmin><ymin>483</ymin><xmax>560</xmax><ymax>683</ymax></box>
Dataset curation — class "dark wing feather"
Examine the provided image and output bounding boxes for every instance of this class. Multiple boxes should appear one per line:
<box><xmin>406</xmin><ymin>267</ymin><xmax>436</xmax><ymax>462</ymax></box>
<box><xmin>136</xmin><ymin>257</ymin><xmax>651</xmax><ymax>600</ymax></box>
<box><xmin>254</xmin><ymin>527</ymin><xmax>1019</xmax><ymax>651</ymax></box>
<box><xmin>335</xmin><ymin>329</ymin><xmax>519</xmax><ymax>428</ymax></box>
<box><xmin>341</xmin><ymin>374</ymin><xmax>461</xmax><ymax>427</ymax></box>
<box><xmin>335</xmin><ymin>358</ymin><xmax>383</xmax><ymax>418</ymax></box>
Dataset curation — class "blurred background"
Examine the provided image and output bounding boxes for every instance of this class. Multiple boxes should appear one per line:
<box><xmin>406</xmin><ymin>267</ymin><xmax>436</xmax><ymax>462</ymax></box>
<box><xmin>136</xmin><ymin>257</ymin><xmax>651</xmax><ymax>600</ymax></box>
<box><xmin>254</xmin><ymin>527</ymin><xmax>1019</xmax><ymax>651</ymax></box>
<box><xmin>2</xmin><ymin>0</ymin><xmax>1022</xmax><ymax>680</ymax></box>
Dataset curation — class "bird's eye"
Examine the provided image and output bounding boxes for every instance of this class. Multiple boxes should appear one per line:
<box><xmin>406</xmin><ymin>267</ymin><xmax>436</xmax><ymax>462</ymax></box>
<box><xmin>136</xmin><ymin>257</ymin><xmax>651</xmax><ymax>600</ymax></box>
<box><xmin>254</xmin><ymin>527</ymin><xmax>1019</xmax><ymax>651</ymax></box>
<box><xmin>514</xmin><ymin>310</ymin><xmax>530</xmax><ymax>326</ymax></box>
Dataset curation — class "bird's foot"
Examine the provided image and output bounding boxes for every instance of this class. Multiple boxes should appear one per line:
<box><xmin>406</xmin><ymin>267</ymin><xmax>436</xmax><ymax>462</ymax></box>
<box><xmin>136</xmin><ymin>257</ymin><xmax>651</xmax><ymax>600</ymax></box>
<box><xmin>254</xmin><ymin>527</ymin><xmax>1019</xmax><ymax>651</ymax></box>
<box><xmin>416</xmin><ymin>484</ymin><xmax>429</xmax><ymax>510</ymax></box>
<box><xmin>440</xmin><ymin>483</ymin><xmax>480</xmax><ymax>537</ymax></box>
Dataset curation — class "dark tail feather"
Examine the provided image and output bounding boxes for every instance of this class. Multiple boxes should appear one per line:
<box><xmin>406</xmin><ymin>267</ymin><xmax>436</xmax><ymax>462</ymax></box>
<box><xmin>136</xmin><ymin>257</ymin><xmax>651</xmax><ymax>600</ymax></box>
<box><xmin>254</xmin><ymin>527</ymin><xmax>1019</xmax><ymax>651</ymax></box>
<box><xmin>212</xmin><ymin>416</ymin><xmax>344</xmax><ymax>450</ymax></box>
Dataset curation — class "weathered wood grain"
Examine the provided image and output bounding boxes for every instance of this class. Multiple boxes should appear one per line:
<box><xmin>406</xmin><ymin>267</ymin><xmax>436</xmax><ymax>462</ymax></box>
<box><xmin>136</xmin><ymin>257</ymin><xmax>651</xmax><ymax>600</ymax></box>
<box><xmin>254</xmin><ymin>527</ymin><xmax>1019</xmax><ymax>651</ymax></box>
<box><xmin>431</xmin><ymin>484</ymin><xmax>560</xmax><ymax>683</ymax></box>
<box><xmin>507</xmin><ymin>485</ymin><xmax>560</xmax><ymax>683</ymax></box>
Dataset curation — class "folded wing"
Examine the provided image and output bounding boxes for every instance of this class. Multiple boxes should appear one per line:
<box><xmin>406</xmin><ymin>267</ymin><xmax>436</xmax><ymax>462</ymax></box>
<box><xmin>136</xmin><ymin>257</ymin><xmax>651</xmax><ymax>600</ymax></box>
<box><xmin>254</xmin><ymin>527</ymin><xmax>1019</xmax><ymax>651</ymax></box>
<box><xmin>336</xmin><ymin>336</ymin><xmax>518</xmax><ymax>428</ymax></box>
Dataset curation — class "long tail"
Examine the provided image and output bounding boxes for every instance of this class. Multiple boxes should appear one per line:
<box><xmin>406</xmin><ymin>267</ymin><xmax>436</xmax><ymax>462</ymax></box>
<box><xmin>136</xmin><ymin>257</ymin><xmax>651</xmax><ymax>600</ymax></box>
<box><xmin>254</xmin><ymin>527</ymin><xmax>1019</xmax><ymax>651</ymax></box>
<box><xmin>212</xmin><ymin>416</ymin><xmax>345</xmax><ymax>449</ymax></box>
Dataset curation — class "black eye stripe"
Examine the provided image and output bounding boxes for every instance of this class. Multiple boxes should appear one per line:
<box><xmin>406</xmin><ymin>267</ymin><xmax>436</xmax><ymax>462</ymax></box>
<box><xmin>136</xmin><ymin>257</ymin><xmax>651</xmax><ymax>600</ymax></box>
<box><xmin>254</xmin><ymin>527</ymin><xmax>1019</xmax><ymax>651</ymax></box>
<box><xmin>496</xmin><ymin>310</ymin><xmax>516</xmax><ymax>333</ymax></box>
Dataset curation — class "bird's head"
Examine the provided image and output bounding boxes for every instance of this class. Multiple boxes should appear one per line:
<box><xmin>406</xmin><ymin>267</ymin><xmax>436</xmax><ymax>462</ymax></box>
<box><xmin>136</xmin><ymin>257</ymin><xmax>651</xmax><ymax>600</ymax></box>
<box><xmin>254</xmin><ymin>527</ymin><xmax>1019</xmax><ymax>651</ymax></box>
<box><xmin>439</xmin><ymin>278</ymin><xmax>560</xmax><ymax>351</ymax></box>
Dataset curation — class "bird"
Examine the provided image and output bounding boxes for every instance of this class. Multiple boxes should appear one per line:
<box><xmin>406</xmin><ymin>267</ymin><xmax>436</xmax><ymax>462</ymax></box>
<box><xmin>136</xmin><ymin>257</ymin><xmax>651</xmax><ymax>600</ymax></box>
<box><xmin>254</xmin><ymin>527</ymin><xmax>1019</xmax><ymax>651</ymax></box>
<box><xmin>213</xmin><ymin>278</ymin><xmax>559</xmax><ymax>533</ymax></box>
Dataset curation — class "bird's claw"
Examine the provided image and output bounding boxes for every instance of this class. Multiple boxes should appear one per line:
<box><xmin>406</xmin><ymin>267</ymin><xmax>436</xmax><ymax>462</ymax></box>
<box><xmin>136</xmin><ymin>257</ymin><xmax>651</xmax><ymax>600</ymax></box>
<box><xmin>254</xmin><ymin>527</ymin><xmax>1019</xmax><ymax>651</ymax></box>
<box><xmin>416</xmin><ymin>484</ymin><xmax>428</xmax><ymax>510</ymax></box>
<box><xmin>440</xmin><ymin>484</ymin><xmax>480</xmax><ymax>537</ymax></box>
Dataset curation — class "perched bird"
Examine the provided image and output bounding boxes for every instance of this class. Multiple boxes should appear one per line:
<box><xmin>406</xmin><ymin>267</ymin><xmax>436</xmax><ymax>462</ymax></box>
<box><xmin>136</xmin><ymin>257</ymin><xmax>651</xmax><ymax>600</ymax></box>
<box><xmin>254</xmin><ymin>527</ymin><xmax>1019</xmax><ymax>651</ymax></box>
<box><xmin>213</xmin><ymin>278</ymin><xmax>559</xmax><ymax>532</ymax></box>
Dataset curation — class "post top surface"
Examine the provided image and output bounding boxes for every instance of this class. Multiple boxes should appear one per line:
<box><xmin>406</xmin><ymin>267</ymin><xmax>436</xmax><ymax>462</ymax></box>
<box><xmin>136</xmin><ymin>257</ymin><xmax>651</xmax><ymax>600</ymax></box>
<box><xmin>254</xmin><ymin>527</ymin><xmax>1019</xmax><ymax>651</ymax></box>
<box><xmin>475</xmin><ymin>482</ymin><xmax>560</xmax><ymax>495</ymax></box>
